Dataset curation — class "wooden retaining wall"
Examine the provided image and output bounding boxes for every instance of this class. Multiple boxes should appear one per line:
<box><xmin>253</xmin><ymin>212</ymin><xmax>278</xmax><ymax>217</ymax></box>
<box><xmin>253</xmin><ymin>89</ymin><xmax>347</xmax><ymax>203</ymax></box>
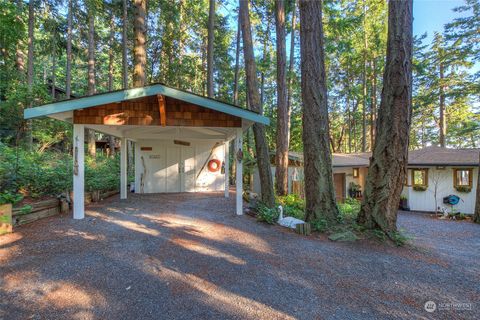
<box><xmin>11</xmin><ymin>190</ymin><xmax>119</xmax><ymax>227</ymax></box>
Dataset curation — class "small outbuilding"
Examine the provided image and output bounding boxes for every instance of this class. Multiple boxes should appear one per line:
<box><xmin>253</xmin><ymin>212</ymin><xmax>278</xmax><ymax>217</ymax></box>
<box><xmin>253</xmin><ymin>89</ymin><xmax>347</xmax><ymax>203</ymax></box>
<box><xmin>25</xmin><ymin>83</ymin><xmax>269</xmax><ymax>219</ymax></box>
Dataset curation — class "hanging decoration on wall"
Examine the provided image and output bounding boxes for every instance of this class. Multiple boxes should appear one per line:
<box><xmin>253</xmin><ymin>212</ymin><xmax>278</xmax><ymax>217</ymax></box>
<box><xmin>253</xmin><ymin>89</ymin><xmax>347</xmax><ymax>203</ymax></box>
<box><xmin>236</xmin><ymin>149</ymin><xmax>243</xmax><ymax>162</ymax></box>
<box><xmin>73</xmin><ymin>136</ymin><xmax>79</xmax><ymax>176</ymax></box>
<box><xmin>196</xmin><ymin>142</ymin><xmax>222</xmax><ymax>179</ymax></box>
<box><xmin>140</xmin><ymin>156</ymin><xmax>146</xmax><ymax>193</ymax></box>
<box><xmin>207</xmin><ymin>159</ymin><xmax>222</xmax><ymax>172</ymax></box>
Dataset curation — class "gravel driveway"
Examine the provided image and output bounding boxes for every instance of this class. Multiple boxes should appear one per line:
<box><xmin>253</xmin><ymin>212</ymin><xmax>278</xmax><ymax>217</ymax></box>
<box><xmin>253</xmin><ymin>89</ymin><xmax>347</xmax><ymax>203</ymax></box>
<box><xmin>1</xmin><ymin>193</ymin><xmax>478</xmax><ymax>320</ymax></box>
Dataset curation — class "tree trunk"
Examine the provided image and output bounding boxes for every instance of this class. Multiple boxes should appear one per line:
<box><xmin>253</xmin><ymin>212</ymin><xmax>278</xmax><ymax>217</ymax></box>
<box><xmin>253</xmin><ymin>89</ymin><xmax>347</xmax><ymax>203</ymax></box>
<box><xmin>287</xmin><ymin>0</ymin><xmax>297</xmax><ymax>113</ymax></box>
<box><xmin>239</xmin><ymin>0</ymin><xmax>275</xmax><ymax>208</ymax></box>
<box><xmin>66</xmin><ymin>0</ymin><xmax>73</xmax><ymax>98</ymax></box>
<box><xmin>474</xmin><ymin>152</ymin><xmax>480</xmax><ymax>223</ymax></box>
<box><xmin>87</xmin><ymin>13</ymin><xmax>96</xmax><ymax>157</ymax></box>
<box><xmin>51</xmin><ymin>32</ymin><xmax>56</xmax><ymax>99</ymax></box>
<box><xmin>299</xmin><ymin>0</ymin><xmax>338</xmax><ymax>222</ymax></box>
<box><xmin>26</xmin><ymin>0</ymin><xmax>34</xmax><ymax>149</ymax></box>
<box><xmin>357</xmin><ymin>0</ymin><xmax>413</xmax><ymax>235</ymax></box>
<box><xmin>108</xmin><ymin>13</ymin><xmax>115</xmax><ymax>92</ymax></box>
<box><xmin>15</xmin><ymin>0</ymin><xmax>25</xmax><ymax>76</ymax></box>
<box><xmin>233</xmin><ymin>13</ymin><xmax>241</xmax><ymax>105</ymax></box>
<box><xmin>122</xmin><ymin>0</ymin><xmax>128</xmax><ymax>89</ymax></box>
<box><xmin>206</xmin><ymin>0</ymin><xmax>215</xmax><ymax>97</ymax></box>
<box><xmin>87</xmin><ymin>15</ymin><xmax>96</xmax><ymax>95</ymax></box>
<box><xmin>370</xmin><ymin>58</ymin><xmax>377</xmax><ymax>148</ymax></box>
<box><xmin>133</xmin><ymin>0</ymin><xmax>146</xmax><ymax>88</ymax></box>
<box><xmin>439</xmin><ymin>61</ymin><xmax>446</xmax><ymax>147</ymax></box>
<box><xmin>275</xmin><ymin>0</ymin><xmax>289</xmax><ymax>196</ymax></box>
<box><xmin>108</xmin><ymin>12</ymin><xmax>116</xmax><ymax>157</ymax></box>
<box><xmin>361</xmin><ymin>0</ymin><xmax>368</xmax><ymax>152</ymax></box>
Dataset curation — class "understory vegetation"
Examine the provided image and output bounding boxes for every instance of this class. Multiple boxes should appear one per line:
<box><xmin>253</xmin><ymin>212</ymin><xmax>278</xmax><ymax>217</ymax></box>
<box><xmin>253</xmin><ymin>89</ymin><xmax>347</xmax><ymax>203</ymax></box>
<box><xmin>256</xmin><ymin>195</ymin><xmax>410</xmax><ymax>245</ymax></box>
<box><xmin>0</xmin><ymin>143</ymin><xmax>121</xmax><ymax>204</ymax></box>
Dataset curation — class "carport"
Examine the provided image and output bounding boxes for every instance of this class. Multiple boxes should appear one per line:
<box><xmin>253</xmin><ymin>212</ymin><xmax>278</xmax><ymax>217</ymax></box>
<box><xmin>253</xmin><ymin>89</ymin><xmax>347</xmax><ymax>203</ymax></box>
<box><xmin>24</xmin><ymin>83</ymin><xmax>269</xmax><ymax>219</ymax></box>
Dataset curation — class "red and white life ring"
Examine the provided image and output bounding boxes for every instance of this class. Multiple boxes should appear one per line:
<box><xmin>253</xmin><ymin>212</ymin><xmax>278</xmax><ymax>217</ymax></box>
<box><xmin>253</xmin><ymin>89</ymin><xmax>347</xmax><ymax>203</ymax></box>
<box><xmin>207</xmin><ymin>159</ymin><xmax>222</xmax><ymax>172</ymax></box>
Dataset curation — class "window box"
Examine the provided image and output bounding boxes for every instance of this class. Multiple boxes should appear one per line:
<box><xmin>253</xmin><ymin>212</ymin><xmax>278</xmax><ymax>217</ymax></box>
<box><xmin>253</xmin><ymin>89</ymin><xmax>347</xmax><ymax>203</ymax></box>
<box><xmin>413</xmin><ymin>185</ymin><xmax>428</xmax><ymax>192</ymax></box>
<box><xmin>455</xmin><ymin>185</ymin><xmax>472</xmax><ymax>193</ymax></box>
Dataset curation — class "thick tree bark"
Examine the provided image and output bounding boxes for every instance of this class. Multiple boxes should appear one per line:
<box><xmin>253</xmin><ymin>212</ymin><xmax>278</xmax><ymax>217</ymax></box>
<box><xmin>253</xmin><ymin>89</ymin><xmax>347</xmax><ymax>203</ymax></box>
<box><xmin>299</xmin><ymin>0</ymin><xmax>339</xmax><ymax>222</ymax></box>
<box><xmin>239</xmin><ymin>0</ymin><xmax>275</xmax><ymax>207</ymax></box>
<box><xmin>439</xmin><ymin>61</ymin><xmax>446</xmax><ymax>147</ymax></box>
<box><xmin>133</xmin><ymin>0</ymin><xmax>146</xmax><ymax>88</ymax></box>
<box><xmin>206</xmin><ymin>0</ymin><xmax>215</xmax><ymax>97</ymax></box>
<box><xmin>26</xmin><ymin>0</ymin><xmax>34</xmax><ymax>149</ymax></box>
<box><xmin>87</xmin><ymin>13</ymin><xmax>96</xmax><ymax>157</ymax></box>
<box><xmin>357</xmin><ymin>0</ymin><xmax>413</xmax><ymax>235</ymax></box>
<box><xmin>275</xmin><ymin>0</ymin><xmax>289</xmax><ymax>196</ymax></box>
<box><xmin>474</xmin><ymin>152</ymin><xmax>480</xmax><ymax>223</ymax></box>
<box><xmin>122</xmin><ymin>0</ymin><xmax>128</xmax><ymax>89</ymax></box>
<box><xmin>66</xmin><ymin>0</ymin><xmax>73</xmax><ymax>98</ymax></box>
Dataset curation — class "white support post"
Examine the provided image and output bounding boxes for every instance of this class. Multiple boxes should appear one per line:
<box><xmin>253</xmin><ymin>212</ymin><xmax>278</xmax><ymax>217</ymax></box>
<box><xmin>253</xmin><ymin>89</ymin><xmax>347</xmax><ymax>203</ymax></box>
<box><xmin>134</xmin><ymin>142</ymin><xmax>140</xmax><ymax>193</ymax></box>
<box><xmin>120</xmin><ymin>137</ymin><xmax>128</xmax><ymax>199</ymax></box>
<box><xmin>224</xmin><ymin>140</ymin><xmax>229</xmax><ymax>198</ymax></box>
<box><xmin>235</xmin><ymin>128</ymin><xmax>243</xmax><ymax>215</ymax></box>
<box><xmin>73</xmin><ymin>124</ymin><xmax>85</xmax><ymax>219</ymax></box>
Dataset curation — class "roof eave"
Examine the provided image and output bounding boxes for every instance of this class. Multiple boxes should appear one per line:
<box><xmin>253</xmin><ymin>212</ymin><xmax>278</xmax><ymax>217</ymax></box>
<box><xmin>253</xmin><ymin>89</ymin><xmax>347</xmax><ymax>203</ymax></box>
<box><xmin>24</xmin><ymin>84</ymin><xmax>270</xmax><ymax>126</ymax></box>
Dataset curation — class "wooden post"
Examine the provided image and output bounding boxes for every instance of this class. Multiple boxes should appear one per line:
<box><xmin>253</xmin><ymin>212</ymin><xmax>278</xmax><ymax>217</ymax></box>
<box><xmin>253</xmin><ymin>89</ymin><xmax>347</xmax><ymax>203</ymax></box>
<box><xmin>73</xmin><ymin>124</ymin><xmax>85</xmax><ymax>219</ymax></box>
<box><xmin>157</xmin><ymin>94</ymin><xmax>166</xmax><ymax>126</ymax></box>
<box><xmin>224</xmin><ymin>140</ymin><xmax>229</xmax><ymax>198</ymax></box>
<box><xmin>120</xmin><ymin>137</ymin><xmax>128</xmax><ymax>199</ymax></box>
<box><xmin>235</xmin><ymin>128</ymin><xmax>243</xmax><ymax>215</ymax></box>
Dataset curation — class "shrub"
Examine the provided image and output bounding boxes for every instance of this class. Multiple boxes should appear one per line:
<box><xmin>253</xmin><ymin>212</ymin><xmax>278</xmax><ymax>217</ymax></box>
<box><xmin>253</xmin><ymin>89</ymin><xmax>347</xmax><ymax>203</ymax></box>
<box><xmin>0</xmin><ymin>143</ymin><xmax>120</xmax><ymax>198</ymax></box>
<box><xmin>338</xmin><ymin>198</ymin><xmax>361</xmax><ymax>221</ymax></box>
<box><xmin>0</xmin><ymin>192</ymin><xmax>23</xmax><ymax>205</ymax></box>
<box><xmin>311</xmin><ymin>218</ymin><xmax>329</xmax><ymax>232</ymax></box>
<box><xmin>277</xmin><ymin>194</ymin><xmax>305</xmax><ymax>220</ymax></box>
<box><xmin>256</xmin><ymin>202</ymin><xmax>279</xmax><ymax>224</ymax></box>
<box><xmin>85</xmin><ymin>154</ymin><xmax>120</xmax><ymax>192</ymax></box>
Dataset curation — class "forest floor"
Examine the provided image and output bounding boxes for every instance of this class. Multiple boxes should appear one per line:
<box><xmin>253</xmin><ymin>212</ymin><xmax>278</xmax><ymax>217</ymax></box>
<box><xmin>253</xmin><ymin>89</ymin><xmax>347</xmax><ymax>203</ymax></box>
<box><xmin>0</xmin><ymin>193</ymin><xmax>478</xmax><ymax>320</ymax></box>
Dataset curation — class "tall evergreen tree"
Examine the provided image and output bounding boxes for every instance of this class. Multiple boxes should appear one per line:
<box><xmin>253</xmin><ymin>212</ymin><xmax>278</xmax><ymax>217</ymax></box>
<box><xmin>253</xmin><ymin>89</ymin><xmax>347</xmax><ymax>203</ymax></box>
<box><xmin>133</xmin><ymin>0</ymin><xmax>146</xmax><ymax>87</ymax></box>
<box><xmin>275</xmin><ymin>0</ymin><xmax>289</xmax><ymax>196</ymax></box>
<box><xmin>239</xmin><ymin>0</ymin><xmax>275</xmax><ymax>207</ymax></box>
<box><xmin>358</xmin><ymin>0</ymin><xmax>413</xmax><ymax>235</ymax></box>
<box><xmin>299</xmin><ymin>0</ymin><xmax>339</xmax><ymax>222</ymax></box>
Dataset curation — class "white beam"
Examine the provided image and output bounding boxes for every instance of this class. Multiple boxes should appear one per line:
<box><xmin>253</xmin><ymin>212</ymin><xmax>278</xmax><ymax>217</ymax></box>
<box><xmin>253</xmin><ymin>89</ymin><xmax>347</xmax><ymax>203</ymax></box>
<box><xmin>73</xmin><ymin>124</ymin><xmax>85</xmax><ymax>219</ymax></box>
<box><xmin>120</xmin><ymin>137</ymin><xmax>128</xmax><ymax>199</ymax></box>
<box><xmin>235</xmin><ymin>128</ymin><xmax>243</xmax><ymax>215</ymax></box>
<box><xmin>224</xmin><ymin>140</ymin><xmax>229</xmax><ymax>198</ymax></box>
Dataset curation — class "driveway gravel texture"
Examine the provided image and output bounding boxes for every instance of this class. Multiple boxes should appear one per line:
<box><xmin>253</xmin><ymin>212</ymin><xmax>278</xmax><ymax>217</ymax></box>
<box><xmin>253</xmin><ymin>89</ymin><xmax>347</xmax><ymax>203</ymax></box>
<box><xmin>0</xmin><ymin>193</ymin><xmax>478</xmax><ymax>320</ymax></box>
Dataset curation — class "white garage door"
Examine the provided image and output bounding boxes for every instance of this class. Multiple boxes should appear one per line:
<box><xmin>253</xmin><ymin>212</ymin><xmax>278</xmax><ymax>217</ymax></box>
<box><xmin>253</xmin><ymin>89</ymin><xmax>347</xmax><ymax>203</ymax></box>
<box><xmin>145</xmin><ymin>146</ymin><xmax>196</xmax><ymax>193</ymax></box>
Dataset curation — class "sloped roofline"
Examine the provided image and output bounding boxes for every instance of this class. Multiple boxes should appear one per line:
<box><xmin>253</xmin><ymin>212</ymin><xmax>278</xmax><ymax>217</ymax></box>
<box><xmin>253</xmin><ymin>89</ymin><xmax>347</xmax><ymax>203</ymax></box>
<box><xmin>24</xmin><ymin>83</ymin><xmax>270</xmax><ymax>125</ymax></box>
